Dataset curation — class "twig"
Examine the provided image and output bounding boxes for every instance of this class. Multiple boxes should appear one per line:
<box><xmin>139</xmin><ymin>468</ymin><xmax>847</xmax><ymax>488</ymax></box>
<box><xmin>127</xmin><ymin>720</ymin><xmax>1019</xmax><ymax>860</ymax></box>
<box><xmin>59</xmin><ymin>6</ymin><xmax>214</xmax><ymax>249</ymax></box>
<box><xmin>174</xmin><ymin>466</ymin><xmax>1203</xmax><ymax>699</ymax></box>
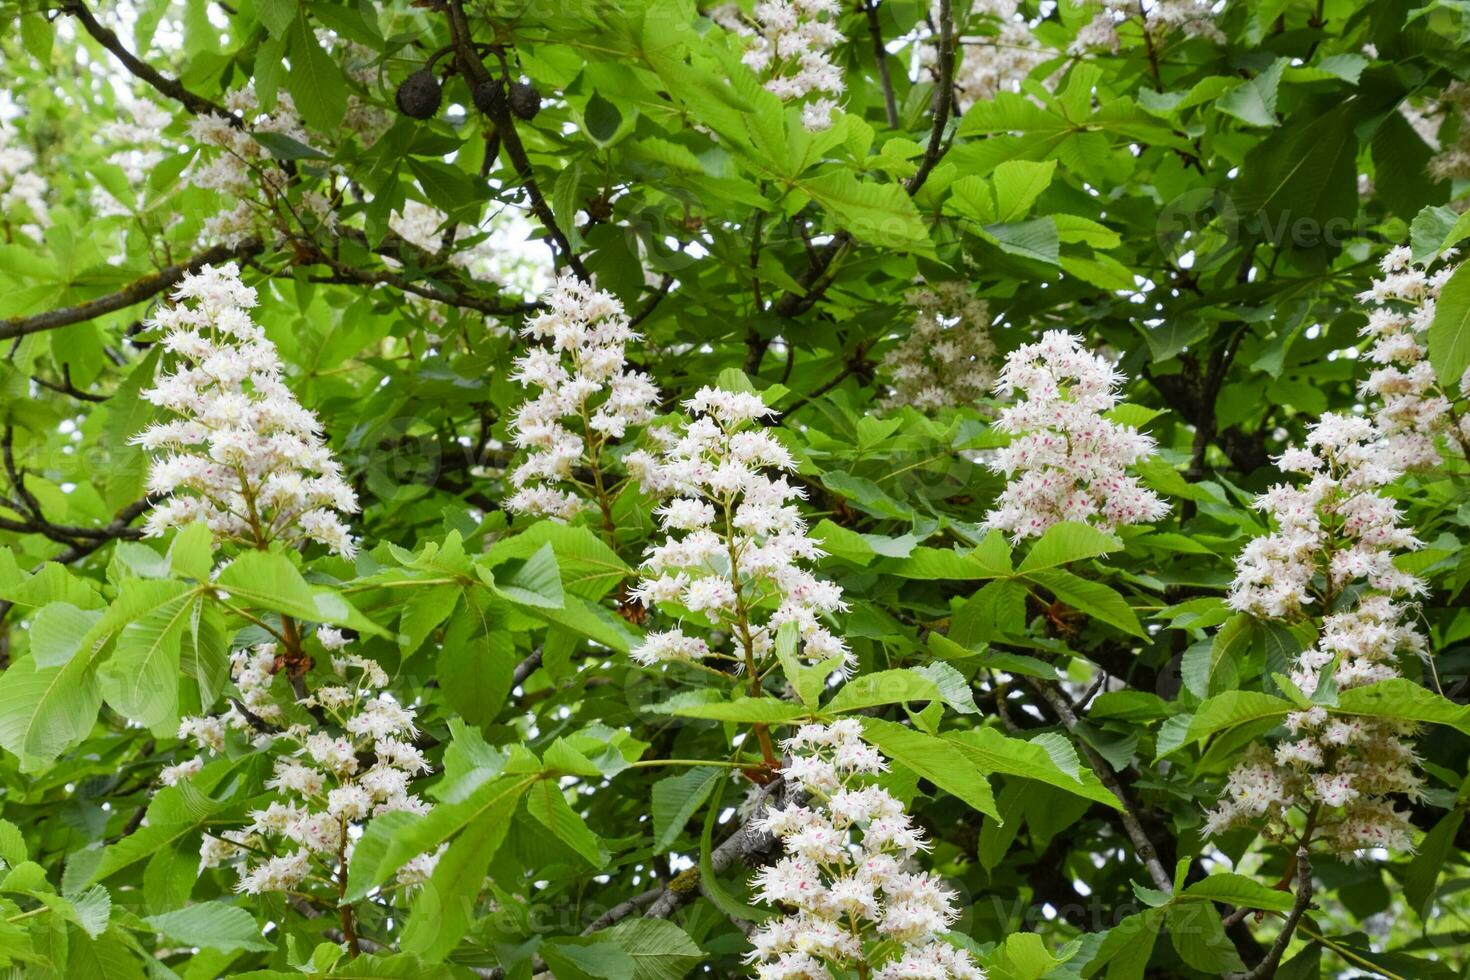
<box><xmin>628</xmin><ymin>274</ymin><xmax>674</xmax><ymax>329</ymax></box>
<box><xmin>1226</xmin><ymin>848</ymin><xmax>1313</xmax><ymax>980</ymax></box>
<box><xmin>905</xmin><ymin>0</ymin><xmax>954</xmax><ymax>196</ymax></box>
<box><xmin>0</xmin><ymin>241</ymin><xmax>263</xmax><ymax>341</ymax></box>
<box><xmin>864</xmin><ymin>0</ymin><xmax>900</xmax><ymax>128</ymax></box>
<box><xmin>31</xmin><ymin>365</ymin><xmax>109</xmax><ymax>402</ymax></box>
<box><xmin>446</xmin><ymin>2</ymin><xmax>588</xmax><ymax>282</ymax></box>
<box><xmin>302</xmin><ymin>246</ymin><xmax>539</xmax><ymax>317</ymax></box>
<box><xmin>1025</xmin><ymin>676</ymin><xmax>1173</xmax><ymax>894</ymax></box>
<box><xmin>61</xmin><ymin>0</ymin><xmax>238</xmax><ymax>121</ymax></box>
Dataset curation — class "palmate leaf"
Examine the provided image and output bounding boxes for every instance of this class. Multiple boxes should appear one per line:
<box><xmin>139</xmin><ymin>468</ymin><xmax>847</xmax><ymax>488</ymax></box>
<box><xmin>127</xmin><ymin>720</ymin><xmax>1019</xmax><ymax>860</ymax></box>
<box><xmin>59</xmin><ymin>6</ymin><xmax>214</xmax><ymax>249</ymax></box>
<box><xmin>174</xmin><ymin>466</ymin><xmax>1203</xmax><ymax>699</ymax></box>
<box><xmin>145</xmin><ymin>902</ymin><xmax>274</xmax><ymax>953</ymax></box>
<box><xmin>0</xmin><ymin>652</ymin><xmax>103</xmax><ymax>773</ymax></box>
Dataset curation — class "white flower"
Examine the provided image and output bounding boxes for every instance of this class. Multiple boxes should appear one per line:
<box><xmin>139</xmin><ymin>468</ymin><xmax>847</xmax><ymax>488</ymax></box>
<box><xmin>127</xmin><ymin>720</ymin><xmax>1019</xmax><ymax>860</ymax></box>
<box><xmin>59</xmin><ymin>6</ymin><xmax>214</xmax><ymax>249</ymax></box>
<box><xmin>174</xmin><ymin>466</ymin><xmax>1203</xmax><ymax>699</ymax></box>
<box><xmin>630</xmin><ymin>387</ymin><xmax>852</xmax><ymax>675</ymax></box>
<box><xmin>748</xmin><ymin>722</ymin><xmax>984</xmax><ymax>978</ymax></box>
<box><xmin>984</xmin><ymin>330</ymin><xmax>1169</xmax><ymax>539</ymax></box>
<box><xmin>132</xmin><ymin>263</ymin><xmax>359</xmax><ymax>557</ymax></box>
<box><xmin>1354</xmin><ymin>246</ymin><xmax>1462</xmax><ymax>469</ymax></box>
<box><xmin>506</xmin><ymin>274</ymin><xmax>659</xmax><ymax>522</ymax></box>
<box><xmin>1210</xmin><ymin>410</ymin><xmax>1428</xmax><ymax>858</ymax></box>
<box><xmin>729</xmin><ymin>0</ymin><xmax>846</xmax><ymax>131</ymax></box>
<box><xmin>883</xmin><ymin>281</ymin><xmax>997</xmax><ymax>411</ymax></box>
<box><xmin>186</xmin><ymin>636</ymin><xmax>436</xmax><ymax>898</ymax></box>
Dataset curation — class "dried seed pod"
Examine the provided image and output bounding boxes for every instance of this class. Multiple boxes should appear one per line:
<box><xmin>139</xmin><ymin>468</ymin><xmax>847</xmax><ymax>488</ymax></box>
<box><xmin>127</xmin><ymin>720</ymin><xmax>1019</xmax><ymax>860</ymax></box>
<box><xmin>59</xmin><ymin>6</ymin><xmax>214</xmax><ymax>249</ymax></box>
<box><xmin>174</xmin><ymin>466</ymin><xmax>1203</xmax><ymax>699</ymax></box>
<box><xmin>394</xmin><ymin>69</ymin><xmax>442</xmax><ymax>119</ymax></box>
<box><xmin>509</xmin><ymin>81</ymin><xmax>542</xmax><ymax>120</ymax></box>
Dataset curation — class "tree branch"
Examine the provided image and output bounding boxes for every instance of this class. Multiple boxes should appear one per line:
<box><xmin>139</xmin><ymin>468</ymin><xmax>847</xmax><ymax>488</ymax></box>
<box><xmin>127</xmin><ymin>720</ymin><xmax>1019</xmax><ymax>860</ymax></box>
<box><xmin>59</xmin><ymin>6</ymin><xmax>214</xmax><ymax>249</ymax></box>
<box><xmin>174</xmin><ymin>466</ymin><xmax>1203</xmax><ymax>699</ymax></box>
<box><xmin>0</xmin><ymin>240</ymin><xmax>263</xmax><ymax>342</ymax></box>
<box><xmin>1227</xmin><ymin>848</ymin><xmax>1313</xmax><ymax>980</ymax></box>
<box><xmin>905</xmin><ymin>0</ymin><xmax>955</xmax><ymax>196</ymax></box>
<box><xmin>61</xmin><ymin>0</ymin><xmax>238</xmax><ymax>121</ymax></box>
<box><xmin>1025</xmin><ymin>677</ymin><xmax>1173</xmax><ymax>894</ymax></box>
<box><xmin>864</xmin><ymin>0</ymin><xmax>900</xmax><ymax>128</ymax></box>
<box><xmin>446</xmin><ymin>2</ymin><xmax>588</xmax><ymax>282</ymax></box>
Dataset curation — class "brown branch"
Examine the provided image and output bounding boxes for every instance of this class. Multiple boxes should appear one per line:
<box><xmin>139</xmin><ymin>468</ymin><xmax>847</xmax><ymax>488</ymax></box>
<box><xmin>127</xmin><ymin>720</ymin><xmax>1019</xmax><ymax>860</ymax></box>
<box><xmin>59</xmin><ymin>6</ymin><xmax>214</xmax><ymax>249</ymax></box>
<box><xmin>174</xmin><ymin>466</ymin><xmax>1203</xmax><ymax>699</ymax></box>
<box><xmin>628</xmin><ymin>274</ymin><xmax>674</xmax><ymax>330</ymax></box>
<box><xmin>61</xmin><ymin>0</ymin><xmax>238</xmax><ymax>121</ymax></box>
<box><xmin>446</xmin><ymin>2</ymin><xmax>588</xmax><ymax>282</ymax></box>
<box><xmin>301</xmin><ymin>245</ymin><xmax>540</xmax><ymax>317</ymax></box>
<box><xmin>1024</xmin><ymin>677</ymin><xmax>1174</xmax><ymax>894</ymax></box>
<box><xmin>0</xmin><ymin>240</ymin><xmax>263</xmax><ymax>342</ymax></box>
<box><xmin>864</xmin><ymin>0</ymin><xmax>900</xmax><ymax>128</ymax></box>
<box><xmin>770</xmin><ymin>0</ymin><xmax>954</xmax><ymax>320</ymax></box>
<box><xmin>905</xmin><ymin>0</ymin><xmax>955</xmax><ymax>197</ymax></box>
<box><xmin>31</xmin><ymin>365</ymin><xmax>109</xmax><ymax>403</ymax></box>
<box><xmin>1227</xmin><ymin>848</ymin><xmax>1313</xmax><ymax>980</ymax></box>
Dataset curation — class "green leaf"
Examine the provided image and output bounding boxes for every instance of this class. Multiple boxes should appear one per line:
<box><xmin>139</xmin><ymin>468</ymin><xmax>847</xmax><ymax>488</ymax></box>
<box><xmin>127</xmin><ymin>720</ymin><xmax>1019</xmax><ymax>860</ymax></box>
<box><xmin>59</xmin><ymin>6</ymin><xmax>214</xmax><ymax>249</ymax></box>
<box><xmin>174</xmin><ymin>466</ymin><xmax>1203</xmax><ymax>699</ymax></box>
<box><xmin>216</xmin><ymin>550</ymin><xmax>379</xmax><ymax>633</ymax></box>
<box><xmin>1181</xmin><ymin>873</ymin><xmax>1295</xmax><ymax>912</ymax></box>
<box><xmin>0</xmin><ymin>652</ymin><xmax>103</xmax><ymax>772</ymax></box>
<box><xmin>1025</xmin><ymin>569</ymin><xmax>1143</xmax><ymax>636</ymax></box>
<box><xmin>825</xmin><ymin>669</ymin><xmax>942</xmax><ymax>714</ymax></box>
<box><xmin>98</xmin><ymin>587</ymin><xmax>194</xmax><ymax>731</ymax></box>
<box><xmin>1404</xmin><ymin>809</ymin><xmax>1463</xmax><ymax>920</ymax></box>
<box><xmin>490</xmin><ymin>543</ymin><xmax>566</xmax><ymax>609</ymax></box>
<box><xmin>1166</xmin><ymin>901</ymin><xmax>1244</xmax><ymax>973</ymax></box>
<box><xmin>671</xmin><ymin>699</ymin><xmax>809</xmax><ymax>724</ymax></box>
<box><xmin>587</xmin><ymin>919</ymin><xmax>706</xmax><ymax>980</ymax></box>
<box><xmin>28</xmin><ymin>602</ymin><xmax>103</xmax><ymax>668</ymax></box>
<box><xmin>526</xmin><ymin>780</ymin><xmax>608</xmax><ymax>868</ymax></box>
<box><xmin>1235</xmin><ymin>102</ymin><xmax>1357</xmax><ymax>237</ymax></box>
<box><xmin>651</xmin><ymin>766</ymin><xmax>724</xmax><ymax>853</ymax></box>
<box><xmin>1016</xmin><ymin>521</ymin><xmax>1122</xmax><ymax>573</ymax></box>
<box><xmin>1334</xmin><ymin>678</ymin><xmax>1470</xmax><ymax>734</ymax></box>
<box><xmin>286</xmin><ymin>12</ymin><xmax>346</xmax><ymax>133</ymax></box>
<box><xmin>400</xmin><ymin>780</ymin><xmax>521</xmax><ymax>961</ymax></box>
<box><xmin>991</xmin><ymin>159</ymin><xmax>1057</xmax><ymax>221</ymax></box>
<box><xmin>145</xmin><ymin>902</ymin><xmax>275</xmax><ymax>953</ymax></box>
<box><xmin>253</xmin><ymin>131</ymin><xmax>330</xmax><ymax>161</ymax></box>
<box><xmin>944</xmin><ymin>728</ymin><xmax>1121</xmax><ymax>809</ymax></box>
<box><xmin>585</xmin><ymin>91</ymin><xmax>624</xmax><ymax>144</ymax></box>
<box><xmin>1216</xmin><ymin>59</ymin><xmax>1284</xmax><ymax>127</ymax></box>
<box><xmin>406</xmin><ymin>158</ymin><xmax>479</xmax><ymax>221</ymax></box>
<box><xmin>796</xmin><ymin>169</ymin><xmax>934</xmax><ymax>254</ymax></box>
<box><xmin>860</xmin><ymin>718</ymin><xmax>999</xmax><ymax>819</ymax></box>
<box><xmin>1182</xmin><ymin>691</ymin><xmax>1293</xmax><ymax>747</ymax></box>
<box><xmin>437</xmin><ymin>592</ymin><xmax>515</xmax><ymax>726</ymax></box>
<box><xmin>1086</xmin><ymin>907</ymin><xmax>1164</xmax><ymax>979</ymax></box>
<box><xmin>1429</xmin><ymin>261</ymin><xmax>1470</xmax><ymax>387</ymax></box>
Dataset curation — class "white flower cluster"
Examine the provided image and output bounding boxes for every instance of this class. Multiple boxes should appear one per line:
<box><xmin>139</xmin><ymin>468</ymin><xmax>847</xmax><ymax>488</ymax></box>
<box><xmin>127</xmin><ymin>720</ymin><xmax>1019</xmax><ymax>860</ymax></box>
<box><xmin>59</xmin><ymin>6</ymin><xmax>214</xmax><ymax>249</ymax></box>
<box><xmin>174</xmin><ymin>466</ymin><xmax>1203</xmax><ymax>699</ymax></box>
<box><xmin>506</xmin><ymin>274</ymin><xmax>659</xmax><ymax>521</ymax></box>
<box><xmin>182</xmin><ymin>630</ymin><xmax>441</xmax><ymax>895</ymax></box>
<box><xmin>1211</xmin><ymin>413</ymin><xmax>1428</xmax><ymax>856</ymax></box>
<box><xmin>1428</xmin><ymin>82</ymin><xmax>1470</xmax><ymax>181</ymax></box>
<box><xmin>188</xmin><ymin>87</ymin><xmax>309</xmax><ymax>200</ymax></box>
<box><xmin>314</xmin><ymin>29</ymin><xmax>392</xmax><ymax>143</ymax></box>
<box><xmin>984</xmin><ymin>331</ymin><xmax>1168</xmax><ymax>539</ymax></box>
<box><xmin>883</xmin><ymin>281</ymin><xmax>997</xmax><ymax>411</ymax></box>
<box><xmin>1070</xmin><ymin>0</ymin><xmax>1223</xmax><ymax>54</ymax></box>
<box><xmin>93</xmin><ymin>101</ymin><xmax>174</xmax><ymax>219</ymax></box>
<box><xmin>1227</xmin><ymin>413</ymin><xmax>1422</xmax><ymax>620</ymax></box>
<box><xmin>748</xmin><ymin>721</ymin><xmax>984</xmax><ymax>980</ymax></box>
<box><xmin>1355</xmin><ymin>245</ymin><xmax>1464</xmax><ymax>469</ymax></box>
<box><xmin>187</xmin><ymin>87</ymin><xmax>344</xmax><ymax>247</ymax></box>
<box><xmin>0</xmin><ymin>124</ymin><xmax>49</xmax><ymax>240</ymax></box>
<box><xmin>736</xmin><ymin>0</ymin><xmax>845</xmax><ymax>131</ymax></box>
<box><xmin>133</xmin><ymin>263</ymin><xmax>359</xmax><ymax>557</ymax></box>
<box><xmin>628</xmin><ymin>387</ymin><xmax>851</xmax><ymax>675</ymax></box>
<box><xmin>941</xmin><ymin>0</ymin><xmax>1052</xmax><ymax>110</ymax></box>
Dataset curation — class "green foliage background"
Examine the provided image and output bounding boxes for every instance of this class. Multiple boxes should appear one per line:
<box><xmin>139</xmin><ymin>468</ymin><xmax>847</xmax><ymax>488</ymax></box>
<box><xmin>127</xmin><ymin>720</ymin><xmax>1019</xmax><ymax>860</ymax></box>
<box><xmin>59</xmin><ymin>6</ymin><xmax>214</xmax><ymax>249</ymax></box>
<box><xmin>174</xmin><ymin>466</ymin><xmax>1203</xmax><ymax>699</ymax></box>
<box><xmin>1</xmin><ymin>0</ymin><xmax>1470</xmax><ymax>977</ymax></box>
